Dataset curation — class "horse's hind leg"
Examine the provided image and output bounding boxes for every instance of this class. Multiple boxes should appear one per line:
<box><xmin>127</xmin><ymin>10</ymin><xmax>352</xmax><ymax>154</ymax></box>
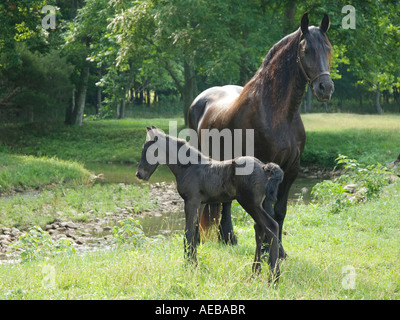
<box><xmin>219</xmin><ymin>201</ymin><xmax>237</xmax><ymax>245</ymax></box>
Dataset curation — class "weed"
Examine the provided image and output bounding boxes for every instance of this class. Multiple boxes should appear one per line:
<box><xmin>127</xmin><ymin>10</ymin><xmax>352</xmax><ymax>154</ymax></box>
<box><xmin>112</xmin><ymin>218</ymin><xmax>147</xmax><ymax>247</ymax></box>
<box><xmin>11</xmin><ymin>226</ymin><xmax>76</xmax><ymax>262</ymax></box>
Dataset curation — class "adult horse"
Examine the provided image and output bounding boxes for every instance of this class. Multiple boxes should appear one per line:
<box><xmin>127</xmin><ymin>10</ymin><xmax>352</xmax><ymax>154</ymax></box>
<box><xmin>187</xmin><ymin>13</ymin><xmax>334</xmax><ymax>258</ymax></box>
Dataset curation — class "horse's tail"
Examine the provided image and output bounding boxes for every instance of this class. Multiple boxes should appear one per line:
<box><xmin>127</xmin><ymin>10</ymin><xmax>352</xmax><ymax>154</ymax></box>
<box><xmin>263</xmin><ymin>163</ymin><xmax>284</xmax><ymax>203</ymax></box>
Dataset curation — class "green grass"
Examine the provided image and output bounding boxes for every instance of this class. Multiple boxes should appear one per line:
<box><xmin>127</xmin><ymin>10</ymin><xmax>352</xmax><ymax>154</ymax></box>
<box><xmin>0</xmin><ymin>183</ymin><xmax>153</xmax><ymax>230</ymax></box>
<box><xmin>1</xmin><ymin>114</ymin><xmax>398</xmax><ymax>169</ymax></box>
<box><xmin>302</xmin><ymin>113</ymin><xmax>400</xmax><ymax>168</ymax></box>
<box><xmin>0</xmin><ymin>118</ymin><xmax>185</xmax><ymax>164</ymax></box>
<box><xmin>0</xmin><ymin>153</ymin><xmax>93</xmax><ymax>194</ymax></box>
<box><xmin>1</xmin><ymin>180</ymin><xmax>399</xmax><ymax>299</ymax></box>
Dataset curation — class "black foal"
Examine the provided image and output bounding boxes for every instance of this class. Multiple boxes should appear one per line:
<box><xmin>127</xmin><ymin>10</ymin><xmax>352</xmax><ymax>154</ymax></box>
<box><xmin>136</xmin><ymin>126</ymin><xmax>284</xmax><ymax>281</ymax></box>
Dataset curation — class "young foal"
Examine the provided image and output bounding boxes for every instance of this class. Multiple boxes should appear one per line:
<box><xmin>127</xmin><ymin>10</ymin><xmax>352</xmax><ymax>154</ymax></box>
<box><xmin>136</xmin><ymin>126</ymin><xmax>284</xmax><ymax>280</ymax></box>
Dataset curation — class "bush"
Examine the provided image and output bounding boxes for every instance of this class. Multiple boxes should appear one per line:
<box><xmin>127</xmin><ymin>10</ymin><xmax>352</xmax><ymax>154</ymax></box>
<box><xmin>311</xmin><ymin>154</ymin><xmax>392</xmax><ymax>213</ymax></box>
<box><xmin>112</xmin><ymin>218</ymin><xmax>147</xmax><ymax>247</ymax></box>
<box><xmin>12</xmin><ymin>226</ymin><xmax>76</xmax><ymax>263</ymax></box>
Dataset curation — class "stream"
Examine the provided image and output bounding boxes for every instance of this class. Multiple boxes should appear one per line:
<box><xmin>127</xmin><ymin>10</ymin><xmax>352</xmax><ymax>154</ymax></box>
<box><xmin>85</xmin><ymin>163</ymin><xmax>322</xmax><ymax>236</ymax></box>
<box><xmin>0</xmin><ymin>163</ymin><xmax>322</xmax><ymax>263</ymax></box>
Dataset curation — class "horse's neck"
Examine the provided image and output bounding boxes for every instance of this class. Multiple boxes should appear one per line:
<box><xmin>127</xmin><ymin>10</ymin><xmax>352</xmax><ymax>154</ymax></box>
<box><xmin>251</xmin><ymin>33</ymin><xmax>307</xmax><ymax>123</ymax></box>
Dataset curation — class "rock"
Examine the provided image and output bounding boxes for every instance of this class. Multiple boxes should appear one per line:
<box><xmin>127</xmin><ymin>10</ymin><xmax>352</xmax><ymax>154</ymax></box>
<box><xmin>92</xmin><ymin>226</ymin><xmax>103</xmax><ymax>233</ymax></box>
<box><xmin>344</xmin><ymin>184</ymin><xmax>357</xmax><ymax>193</ymax></box>
<box><xmin>103</xmin><ymin>226</ymin><xmax>113</xmax><ymax>232</ymax></box>
<box><xmin>65</xmin><ymin>222</ymin><xmax>78</xmax><ymax>229</ymax></box>
<box><xmin>80</xmin><ymin>232</ymin><xmax>91</xmax><ymax>237</ymax></box>
<box><xmin>1</xmin><ymin>227</ymin><xmax>11</xmax><ymax>235</ymax></box>
<box><xmin>48</xmin><ymin>229</ymin><xmax>59</xmax><ymax>235</ymax></box>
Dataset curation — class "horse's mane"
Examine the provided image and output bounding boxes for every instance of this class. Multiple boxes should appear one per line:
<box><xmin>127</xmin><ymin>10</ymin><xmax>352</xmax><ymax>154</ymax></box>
<box><xmin>246</xmin><ymin>29</ymin><xmax>302</xmax><ymax>97</ymax></box>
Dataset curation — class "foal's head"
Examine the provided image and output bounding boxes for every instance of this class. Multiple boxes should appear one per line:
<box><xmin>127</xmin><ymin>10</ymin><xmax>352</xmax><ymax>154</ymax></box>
<box><xmin>298</xmin><ymin>13</ymin><xmax>334</xmax><ymax>102</ymax></box>
<box><xmin>136</xmin><ymin>126</ymin><xmax>163</xmax><ymax>181</ymax></box>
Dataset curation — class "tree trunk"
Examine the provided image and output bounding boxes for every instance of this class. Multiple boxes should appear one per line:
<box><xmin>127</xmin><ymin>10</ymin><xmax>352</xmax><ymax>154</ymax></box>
<box><xmin>182</xmin><ymin>59</ymin><xmax>197</xmax><ymax>125</ymax></box>
<box><xmin>65</xmin><ymin>88</ymin><xmax>75</xmax><ymax>125</ymax></box>
<box><xmin>375</xmin><ymin>85</ymin><xmax>383</xmax><ymax>114</ymax></box>
<box><xmin>71</xmin><ymin>64</ymin><xmax>90</xmax><ymax>125</ymax></box>
<box><xmin>283</xmin><ymin>0</ymin><xmax>297</xmax><ymax>34</ymax></box>
<box><xmin>96</xmin><ymin>86</ymin><xmax>102</xmax><ymax>115</ymax></box>
<box><xmin>118</xmin><ymin>99</ymin><xmax>126</xmax><ymax>119</ymax></box>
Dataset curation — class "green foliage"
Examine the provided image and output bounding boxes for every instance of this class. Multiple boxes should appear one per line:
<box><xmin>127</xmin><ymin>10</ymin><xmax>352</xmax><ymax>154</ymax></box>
<box><xmin>112</xmin><ymin>218</ymin><xmax>147</xmax><ymax>247</ymax></box>
<box><xmin>335</xmin><ymin>154</ymin><xmax>391</xmax><ymax>199</ymax></box>
<box><xmin>11</xmin><ymin>226</ymin><xmax>76</xmax><ymax>263</ymax></box>
<box><xmin>0</xmin><ymin>43</ymin><xmax>74</xmax><ymax>122</ymax></box>
<box><xmin>312</xmin><ymin>154</ymin><xmax>392</xmax><ymax>213</ymax></box>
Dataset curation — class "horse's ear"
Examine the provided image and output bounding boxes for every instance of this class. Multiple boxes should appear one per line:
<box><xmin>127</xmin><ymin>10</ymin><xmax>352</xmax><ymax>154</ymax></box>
<box><xmin>146</xmin><ymin>126</ymin><xmax>151</xmax><ymax>132</ymax></box>
<box><xmin>151</xmin><ymin>125</ymin><xmax>157</xmax><ymax>129</ymax></box>
<box><xmin>320</xmin><ymin>13</ymin><xmax>330</xmax><ymax>33</ymax></box>
<box><xmin>301</xmin><ymin>12</ymin><xmax>309</xmax><ymax>35</ymax></box>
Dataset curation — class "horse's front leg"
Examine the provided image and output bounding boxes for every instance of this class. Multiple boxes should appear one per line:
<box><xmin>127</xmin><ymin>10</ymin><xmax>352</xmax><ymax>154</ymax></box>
<box><xmin>219</xmin><ymin>201</ymin><xmax>237</xmax><ymax>245</ymax></box>
<box><xmin>262</xmin><ymin>169</ymin><xmax>297</xmax><ymax>259</ymax></box>
<box><xmin>184</xmin><ymin>199</ymin><xmax>202</xmax><ymax>264</ymax></box>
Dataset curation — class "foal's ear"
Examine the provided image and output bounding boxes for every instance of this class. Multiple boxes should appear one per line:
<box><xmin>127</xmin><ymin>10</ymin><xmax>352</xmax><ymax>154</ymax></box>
<box><xmin>151</xmin><ymin>125</ymin><xmax>157</xmax><ymax>129</ymax></box>
<box><xmin>319</xmin><ymin>13</ymin><xmax>330</xmax><ymax>33</ymax></box>
<box><xmin>146</xmin><ymin>126</ymin><xmax>152</xmax><ymax>132</ymax></box>
<box><xmin>301</xmin><ymin>12</ymin><xmax>309</xmax><ymax>35</ymax></box>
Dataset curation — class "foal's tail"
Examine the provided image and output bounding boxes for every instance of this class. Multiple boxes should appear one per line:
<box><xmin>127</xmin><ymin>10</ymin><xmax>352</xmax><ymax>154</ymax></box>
<box><xmin>263</xmin><ymin>163</ymin><xmax>284</xmax><ymax>203</ymax></box>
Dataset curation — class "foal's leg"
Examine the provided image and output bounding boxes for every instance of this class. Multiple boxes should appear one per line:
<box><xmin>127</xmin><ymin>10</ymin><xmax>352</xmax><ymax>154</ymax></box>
<box><xmin>238</xmin><ymin>199</ymin><xmax>280</xmax><ymax>281</ymax></box>
<box><xmin>184</xmin><ymin>199</ymin><xmax>202</xmax><ymax>264</ymax></box>
<box><xmin>219</xmin><ymin>201</ymin><xmax>237</xmax><ymax>245</ymax></box>
<box><xmin>252</xmin><ymin>223</ymin><xmax>264</xmax><ymax>274</ymax></box>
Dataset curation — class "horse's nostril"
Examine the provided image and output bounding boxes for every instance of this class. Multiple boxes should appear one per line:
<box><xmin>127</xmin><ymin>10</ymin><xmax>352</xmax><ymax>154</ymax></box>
<box><xmin>319</xmin><ymin>82</ymin><xmax>325</xmax><ymax>92</ymax></box>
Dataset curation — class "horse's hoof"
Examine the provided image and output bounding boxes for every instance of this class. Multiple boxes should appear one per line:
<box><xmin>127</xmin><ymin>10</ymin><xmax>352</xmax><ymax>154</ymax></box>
<box><xmin>279</xmin><ymin>247</ymin><xmax>288</xmax><ymax>259</ymax></box>
<box><xmin>219</xmin><ymin>231</ymin><xmax>238</xmax><ymax>245</ymax></box>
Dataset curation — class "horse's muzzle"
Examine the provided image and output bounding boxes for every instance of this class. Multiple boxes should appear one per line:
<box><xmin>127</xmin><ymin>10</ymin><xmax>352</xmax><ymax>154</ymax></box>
<box><xmin>313</xmin><ymin>76</ymin><xmax>334</xmax><ymax>102</ymax></box>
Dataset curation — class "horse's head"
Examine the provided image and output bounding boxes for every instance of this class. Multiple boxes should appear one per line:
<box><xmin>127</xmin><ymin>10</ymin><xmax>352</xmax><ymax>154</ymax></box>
<box><xmin>298</xmin><ymin>13</ymin><xmax>334</xmax><ymax>102</ymax></box>
<box><xmin>136</xmin><ymin>126</ymin><xmax>163</xmax><ymax>181</ymax></box>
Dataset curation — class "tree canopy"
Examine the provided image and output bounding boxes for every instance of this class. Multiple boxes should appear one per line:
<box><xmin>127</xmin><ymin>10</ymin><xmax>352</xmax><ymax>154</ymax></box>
<box><xmin>1</xmin><ymin>0</ymin><xmax>399</xmax><ymax>124</ymax></box>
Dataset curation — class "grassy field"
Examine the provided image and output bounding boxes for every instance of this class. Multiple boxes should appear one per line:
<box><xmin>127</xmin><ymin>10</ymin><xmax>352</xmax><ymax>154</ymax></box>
<box><xmin>1</xmin><ymin>180</ymin><xmax>399</xmax><ymax>299</ymax></box>
<box><xmin>0</xmin><ymin>114</ymin><xmax>398</xmax><ymax>167</ymax></box>
<box><xmin>302</xmin><ymin>113</ymin><xmax>400</xmax><ymax>167</ymax></box>
<box><xmin>0</xmin><ymin>113</ymin><xmax>399</xmax><ymax>300</ymax></box>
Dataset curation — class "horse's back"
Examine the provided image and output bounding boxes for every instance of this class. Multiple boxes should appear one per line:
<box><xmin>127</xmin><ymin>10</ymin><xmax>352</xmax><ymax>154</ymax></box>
<box><xmin>188</xmin><ymin>85</ymin><xmax>243</xmax><ymax>131</ymax></box>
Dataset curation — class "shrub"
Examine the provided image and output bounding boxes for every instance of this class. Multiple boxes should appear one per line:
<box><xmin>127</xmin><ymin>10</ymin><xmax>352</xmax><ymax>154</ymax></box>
<box><xmin>112</xmin><ymin>218</ymin><xmax>147</xmax><ymax>247</ymax></box>
<box><xmin>311</xmin><ymin>154</ymin><xmax>392</xmax><ymax>213</ymax></box>
<box><xmin>12</xmin><ymin>226</ymin><xmax>76</xmax><ymax>263</ymax></box>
